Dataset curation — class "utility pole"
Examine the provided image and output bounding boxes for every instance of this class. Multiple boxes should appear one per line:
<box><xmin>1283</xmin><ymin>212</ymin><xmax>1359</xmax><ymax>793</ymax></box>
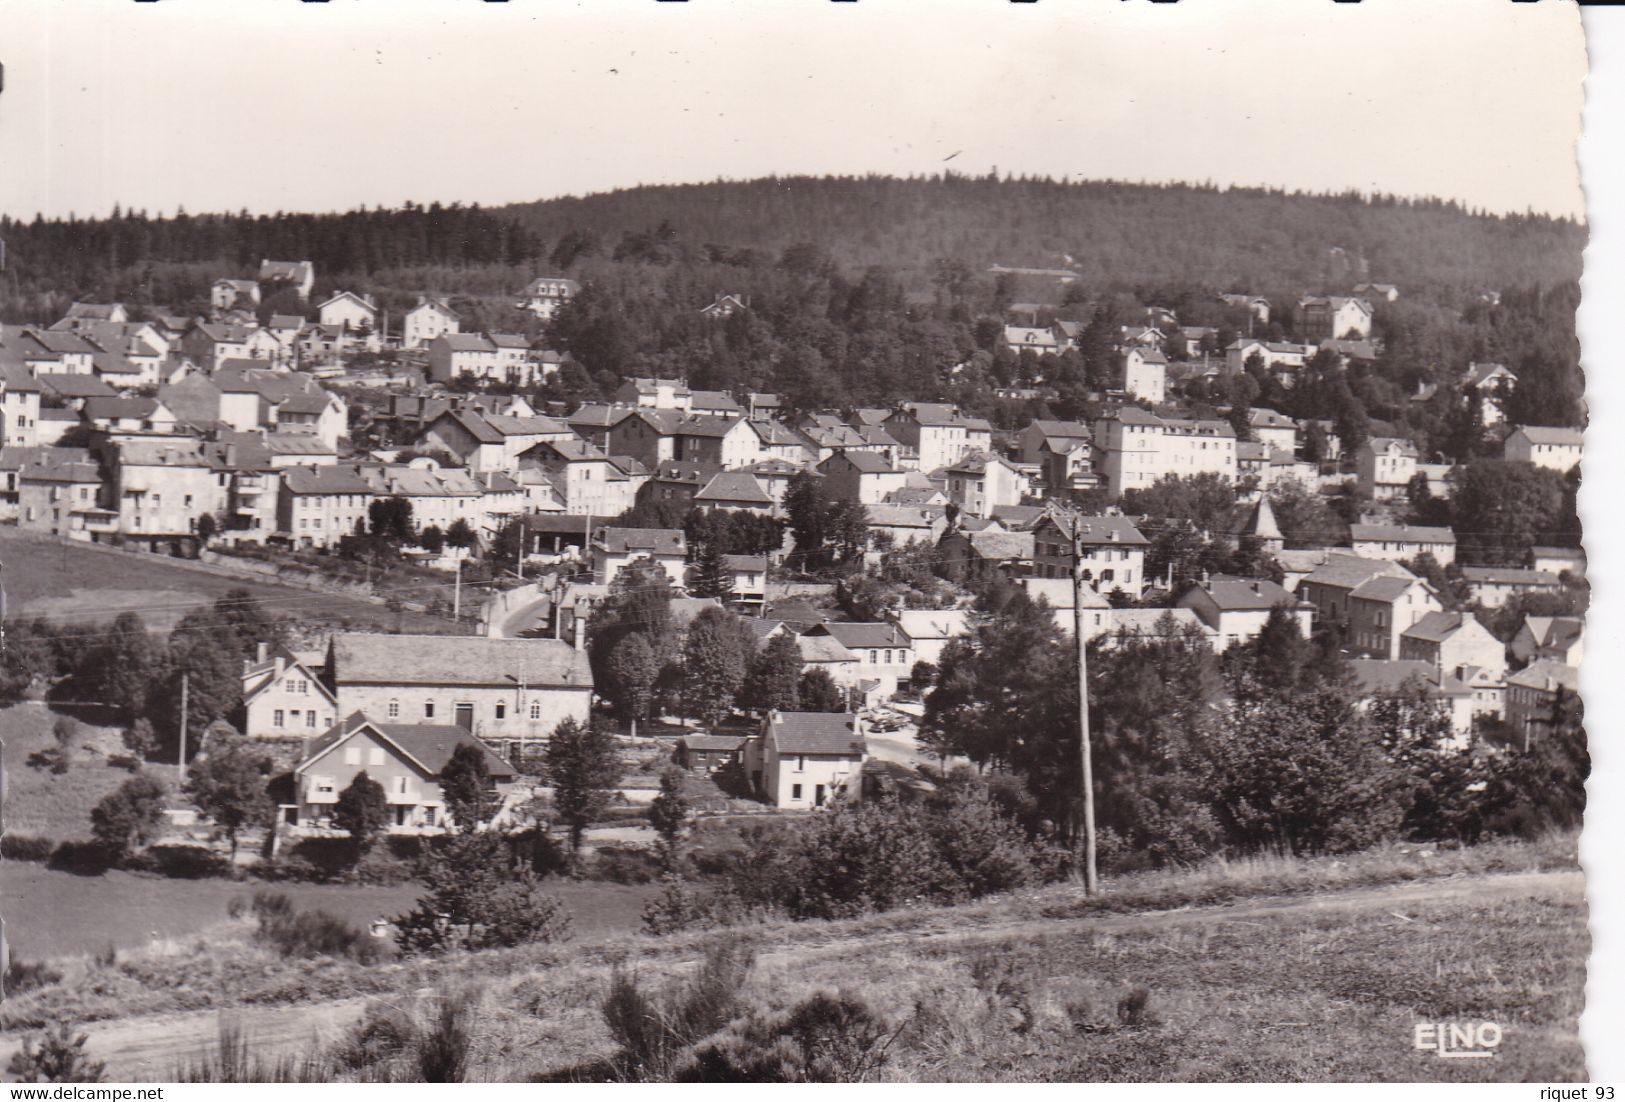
<box><xmin>178</xmin><ymin>671</ymin><xmax>189</xmax><ymax>780</ymax></box>
<box><xmin>453</xmin><ymin>556</ymin><xmax>462</xmax><ymax>621</ymax></box>
<box><xmin>1068</xmin><ymin>514</ymin><xmax>1099</xmax><ymax>896</ymax></box>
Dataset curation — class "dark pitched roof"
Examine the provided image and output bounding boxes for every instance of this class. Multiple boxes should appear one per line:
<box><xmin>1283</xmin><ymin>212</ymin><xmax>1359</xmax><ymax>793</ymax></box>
<box><xmin>301</xmin><ymin>712</ymin><xmax>515</xmax><ymax>779</ymax></box>
<box><xmin>594</xmin><ymin>527</ymin><xmax>687</xmax><ymax>555</ymax></box>
<box><xmin>813</xmin><ymin>622</ymin><xmax>910</xmax><ymax>649</ymax></box>
<box><xmin>1189</xmin><ymin>575</ymin><xmax>1303</xmax><ymax>611</ymax></box>
<box><xmin>766</xmin><ymin>711</ymin><xmax>864</xmax><ymax>756</ymax></box>
<box><xmin>330</xmin><ymin>633</ymin><xmax>592</xmax><ymax>689</ymax></box>
<box><xmin>695</xmin><ymin>471</ymin><xmax>773</xmax><ymax>504</ymax></box>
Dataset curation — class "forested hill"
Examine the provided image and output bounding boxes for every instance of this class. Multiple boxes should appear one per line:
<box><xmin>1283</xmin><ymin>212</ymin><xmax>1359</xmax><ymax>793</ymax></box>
<box><xmin>501</xmin><ymin>175</ymin><xmax>1585</xmax><ymax>296</ymax></box>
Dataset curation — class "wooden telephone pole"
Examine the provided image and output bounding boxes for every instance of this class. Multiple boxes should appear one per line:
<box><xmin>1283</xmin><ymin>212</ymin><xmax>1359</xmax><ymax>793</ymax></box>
<box><xmin>178</xmin><ymin>671</ymin><xmax>190</xmax><ymax>780</ymax></box>
<box><xmin>1067</xmin><ymin>513</ymin><xmax>1100</xmax><ymax>895</ymax></box>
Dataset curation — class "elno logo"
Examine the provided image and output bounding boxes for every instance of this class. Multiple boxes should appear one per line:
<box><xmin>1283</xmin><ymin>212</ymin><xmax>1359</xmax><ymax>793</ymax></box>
<box><xmin>1414</xmin><ymin>1022</ymin><xmax>1503</xmax><ymax>1059</ymax></box>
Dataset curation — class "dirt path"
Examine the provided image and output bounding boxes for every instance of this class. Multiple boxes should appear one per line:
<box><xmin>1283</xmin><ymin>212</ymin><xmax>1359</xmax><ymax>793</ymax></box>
<box><xmin>5</xmin><ymin>868</ymin><xmax>1581</xmax><ymax>1081</ymax></box>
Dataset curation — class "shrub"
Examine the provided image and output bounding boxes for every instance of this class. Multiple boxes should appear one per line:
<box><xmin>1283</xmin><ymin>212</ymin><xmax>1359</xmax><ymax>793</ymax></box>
<box><xmin>590</xmin><ymin>844</ymin><xmax>662</xmax><ymax>884</ymax></box>
<box><xmin>678</xmin><ymin>991</ymin><xmax>895</xmax><ymax>1083</ymax></box>
<box><xmin>4</xmin><ymin>956</ymin><xmax>64</xmax><ymax>997</ymax></box>
<box><xmin>246</xmin><ymin>890</ymin><xmax>383</xmax><ymax>964</ymax></box>
<box><xmin>330</xmin><ymin>1004</ymin><xmax>418</xmax><ymax>1074</ymax></box>
<box><xmin>121</xmin><ymin>843</ymin><xmax>231</xmax><ymax>879</ymax></box>
<box><xmin>1116</xmin><ymin>986</ymin><xmax>1157</xmax><ymax>1029</ymax></box>
<box><xmin>1</xmin><ymin>834</ymin><xmax>57</xmax><ymax>862</ymax></box>
<box><xmin>6</xmin><ymin>1022</ymin><xmax>106</xmax><ymax>1083</ymax></box>
<box><xmin>174</xmin><ymin>1021</ymin><xmax>327</xmax><ymax>1083</ymax></box>
<box><xmin>394</xmin><ymin>832</ymin><xmax>573</xmax><ymax>955</ymax></box>
<box><xmin>90</xmin><ymin>773</ymin><xmax>168</xmax><ymax>858</ymax></box>
<box><xmin>603</xmin><ymin>942</ymin><xmax>755</xmax><ymax>1081</ymax></box>
<box><xmin>416</xmin><ymin>988</ymin><xmax>479</xmax><ymax>1083</ymax></box>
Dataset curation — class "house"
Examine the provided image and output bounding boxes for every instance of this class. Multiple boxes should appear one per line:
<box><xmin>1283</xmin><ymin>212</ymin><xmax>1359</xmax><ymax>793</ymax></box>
<box><xmin>700</xmin><ymin>293</ymin><xmax>749</xmax><ymax>319</ymax></box>
<box><xmin>181</xmin><ymin>324</ymin><xmax>283</xmax><ymax>371</ymax></box>
<box><xmin>748</xmin><ymin>419</ymin><xmax>816</xmax><ymax>467</ymax></box>
<box><xmin>936</xmin><ymin>528</ymin><xmax>1034</xmax><ymax>584</ymax></box>
<box><xmin>675</xmin><ymin>734</ymin><xmax>749</xmax><ymax>773</ymax></box>
<box><xmin>427</xmin><ymin>334</ymin><xmax>499</xmax><ymax>385</ymax></box>
<box><xmin>8</xmin><ymin>446</ymin><xmax>113</xmax><ymax>538</ymax></box>
<box><xmin>242</xmin><ymin>643</ymin><xmax>339</xmax><ymax>739</ymax></box>
<box><xmin>589</xmin><ymin>526</ymin><xmax>688</xmax><ymax>586</ymax></box>
<box><xmin>694</xmin><ymin>470</ymin><xmax>776</xmax><ymax>515</ymax></box>
<box><xmin>1218</xmin><ymin>293</ymin><xmax>1271</xmax><ymax>325</ymax></box>
<box><xmin>1355</xmin><ymin>437</ymin><xmax>1419</xmax><ymax>501</ymax></box>
<box><xmin>1296</xmin><ymin>555</ymin><xmax>1433</xmax><ymax>656</ymax></box>
<box><xmin>1095</xmin><ymin>607</ymin><xmax>1217</xmax><ymax>649</ymax></box>
<box><xmin>1347</xmin><ymin>659</ymin><xmax>1474</xmax><ymax>743</ymax></box>
<box><xmin>1122</xmin><ymin>348</ymin><xmax>1167</xmax><ymax>405</ymax></box>
<box><xmin>1529</xmin><ymin>546</ymin><xmax>1585</xmax><ymax>579</ymax></box>
<box><xmin>1317</xmin><ymin>339</ymin><xmax>1381</xmax><ymax>369</ymax></box>
<box><xmin>1092</xmin><ymin>407</ymin><xmax>1237</xmax><ymax>498</ymax></box>
<box><xmin>259</xmin><ymin>259</ymin><xmax>315</xmax><ymax>300</ymax></box>
<box><xmin>1175</xmin><ymin>575</ymin><xmax>1312</xmax><ymax>651</ymax></box>
<box><xmin>420</xmin><ymin>409</ymin><xmax>576</xmax><ymax>474</ymax></box>
<box><xmin>215</xmin><ymin>366</ymin><xmax>347</xmax><ymax>449</ymax></box>
<box><xmin>1399</xmin><ymin>611</ymin><xmax>1506</xmax><ymax>677</ymax></box>
<box><xmin>80</xmin><ymin>396</ymin><xmax>179</xmax><ymax>435</ymax></box>
<box><xmin>517</xmin><ymin>276</ymin><xmax>581</xmax><ymax>319</ymax></box>
<box><xmin>290</xmin><ymin>713</ymin><xmax>517</xmax><ymax>833</ymax></box>
<box><xmin>322</xmin><ymin>633</ymin><xmax>594</xmax><ymax>759</ymax></box>
<box><xmin>1504</xmin><ymin>660</ymin><xmax>1581</xmax><ymax>748</ymax></box>
<box><xmin>883</xmin><ymin>403</ymin><xmax>992</xmax><ymax>472</ymax></box>
<box><xmin>109</xmin><ymin>438</ymin><xmax>229</xmax><ymax>549</ymax></box>
<box><xmin>745</xmin><ymin>711</ymin><xmax>865</xmax><ymax>809</ymax></box>
<box><xmin>865</xmin><ymin>503</ymin><xmax>947</xmax><ymax>549</ymax></box>
<box><xmin>1001</xmin><ymin>325</ymin><xmax>1061</xmax><ymax>356</ymax></box>
<box><xmin>402</xmin><ymin>300</ymin><xmax>461</xmax><ymax>349</ymax></box>
<box><xmin>1457</xmin><ymin>565</ymin><xmax>1562</xmax><ymax>610</ymax></box>
<box><xmin>690</xmin><ymin>390</ymin><xmax>745</xmax><ymax>417</ymax></box>
<box><xmin>802</xmin><ymin>622</ymin><xmax>915</xmax><ymax>699</ymax></box>
<box><xmin>518</xmin><ymin>437</ymin><xmax>643</xmax><ymax>517</ymax></box>
<box><xmin>211</xmin><ymin>279</ymin><xmax>261</xmax><ymax>312</ymax></box>
<box><xmin>276</xmin><ymin>464</ymin><xmax>374</xmax><ymax>548</ymax></box>
<box><xmin>61</xmin><ymin>301</ymin><xmax>130</xmax><ymax>325</ymax></box>
<box><xmin>1353</xmin><ymin>283</ymin><xmax>1400</xmax><ymax>303</ymax></box>
<box><xmin>1029</xmin><ymin>513</ymin><xmax>1148</xmax><ymax>594</ymax></box>
<box><xmin>819</xmin><ymin>450</ymin><xmax>908</xmax><ymax>505</ymax></box>
<box><xmin>888</xmin><ymin>608</ymin><xmax>973</xmax><ymax>668</ymax></box>
<box><xmin>747</xmin><ymin>393</ymin><xmax>783</xmax><ymax>421</ymax></box>
<box><xmin>1248</xmin><ymin>408</ymin><xmax>1299</xmax><ymax>454</ymax></box>
<box><xmin>0</xmin><ymin>365</ymin><xmax>44</xmax><ymax>447</ymax></box>
<box><xmin>1017</xmin><ymin>419</ymin><xmax>1092</xmax><ymax>466</ymax></box>
<box><xmin>1510</xmin><ymin>615</ymin><xmax>1584</xmax><ymax>668</ymax></box>
<box><xmin>1224</xmin><ymin>339</ymin><xmax>1312</xmax><ymax>377</ymax></box>
<box><xmin>718</xmin><ymin>554</ymin><xmax>768</xmax><ymax>609</ymax></box>
<box><xmin>1298</xmin><ymin>296</ymin><xmax>1374</xmax><ymax>341</ymax></box>
<box><xmin>1503</xmin><ymin>426</ymin><xmax>1583</xmax><ymax>473</ymax></box>
<box><xmin>316</xmin><ymin>292</ymin><xmax>379</xmax><ymax>336</ymax></box>
<box><xmin>1348</xmin><ymin>522</ymin><xmax>1457</xmax><ymax>566</ymax></box>
<box><xmin>796</xmin><ymin>632</ymin><xmax>862</xmax><ymax>695</ymax></box>
<box><xmin>667</xmin><ymin>414</ymin><xmax>760</xmax><ymax>469</ymax></box>
<box><xmin>1461</xmin><ymin>362</ymin><xmax>1517</xmax><ymax>427</ymax></box>
<box><xmin>615</xmin><ymin>377</ymin><xmax>693</xmax><ymax>412</ymax></box>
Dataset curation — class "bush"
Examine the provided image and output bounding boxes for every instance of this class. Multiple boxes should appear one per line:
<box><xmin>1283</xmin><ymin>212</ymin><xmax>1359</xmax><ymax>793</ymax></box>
<box><xmin>4</xmin><ymin>956</ymin><xmax>64</xmax><ymax>996</ymax></box>
<box><xmin>121</xmin><ymin>843</ymin><xmax>232</xmax><ymax>879</ymax></box>
<box><xmin>1</xmin><ymin>834</ymin><xmax>57</xmax><ymax>862</ymax></box>
<box><xmin>678</xmin><ymin>991</ymin><xmax>895</xmax><ymax>1083</ymax></box>
<box><xmin>417</xmin><ymin>988</ymin><xmax>479</xmax><ymax>1083</ymax></box>
<box><xmin>244</xmin><ymin>890</ymin><xmax>383</xmax><ymax>964</ymax></box>
<box><xmin>174</xmin><ymin>1021</ymin><xmax>327</xmax><ymax>1083</ymax></box>
<box><xmin>394</xmin><ymin>832</ymin><xmax>573</xmax><ymax>955</ymax></box>
<box><xmin>590</xmin><ymin>844</ymin><xmax>662</xmax><ymax>884</ymax></box>
<box><xmin>330</xmin><ymin>1004</ymin><xmax>418</xmax><ymax>1074</ymax></box>
<box><xmin>6</xmin><ymin>1022</ymin><xmax>106</xmax><ymax>1083</ymax></box>
<box><xmin>603</xmin><ymin>942</ymin><xmax>755</xmax><ymax>1081</ymax></box>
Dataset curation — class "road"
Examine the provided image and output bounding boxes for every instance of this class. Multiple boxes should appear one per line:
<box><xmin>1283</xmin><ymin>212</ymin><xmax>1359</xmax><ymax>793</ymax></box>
<box><xmin>494</xmin><ymin>594</ymin><xmax>553</xmax><ymax>638</ymax></box>
<box><xmin>6</xmin><ymin>868</ymin><xmax>1580</xmax><ymax>1081</ymax></box>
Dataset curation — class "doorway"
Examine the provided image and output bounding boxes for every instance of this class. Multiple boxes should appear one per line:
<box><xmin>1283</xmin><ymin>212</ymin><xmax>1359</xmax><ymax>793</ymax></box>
<box><xmin>455</xmin><ymin>703</ymin><xmax>474</xmax><ymax>730</ymax></box>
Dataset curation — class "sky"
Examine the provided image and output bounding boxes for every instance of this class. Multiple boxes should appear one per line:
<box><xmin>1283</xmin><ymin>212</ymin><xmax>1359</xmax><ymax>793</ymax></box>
<box><xmin>0</xmin><ymin>0</ymin><xmax>1588</xmax><ymax>222</ymax></box>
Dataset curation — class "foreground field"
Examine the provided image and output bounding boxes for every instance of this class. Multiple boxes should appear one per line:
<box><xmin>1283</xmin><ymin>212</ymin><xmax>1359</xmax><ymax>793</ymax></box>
<box><xmin>0</xmin><ymin>838</ymin><xmax>1585</xmax><ymax>1082</ymax></box>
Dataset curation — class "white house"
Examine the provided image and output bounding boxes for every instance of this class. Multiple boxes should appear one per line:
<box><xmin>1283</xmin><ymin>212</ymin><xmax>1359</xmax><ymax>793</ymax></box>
<box><xmin>589</xmin><ymin>526</ymin><xmax>688</xmax><ymax>586</ymax></box>
<box><xmin>242</xmin><ymin>643</ymin><xmax>338</xmax><ymax>739</ymax></box>
<box><xmin>402</xmin><ymin>300</ymin><xmax>461</xmax><ymax>349</ymax></box>
<box><xmin>1355</xmin><ymin>438</ymin><xmax>1419</xmax><ymax>501</ymax></box>
<box><xmin>1503</xmin><ymin>426</ymin><xmax>1583</xmax><ymax>473</ymax></box>
<box><xmin>1122</xmin><ymin>348</ymin><xmax>1167</xmax><ymax>406</ymax></box>
<box><xmin>746</xmin><ymin>711</ymin><xmax>866</xmax><ymax>809</ymax></box>
<box><xmin>1348</xmin><ymin>522</ymin><xmax>1457</xmax><ymax>566</ymax></box>
<box><xmin>517</xmin><ymin>276</ymin><xmax>581</xmax><ymax>319</ymax></box>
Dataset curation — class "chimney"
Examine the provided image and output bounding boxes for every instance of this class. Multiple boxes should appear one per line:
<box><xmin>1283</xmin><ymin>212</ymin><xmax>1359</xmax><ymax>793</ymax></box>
<box><xmin>1251</xmin><ymin>581</ymin><xmax>1262</xmax><ymax>594</ymax></box>
<box><xmin>256</xmin><ymin>641</ymin><xmax>269</xmax><ymax>664</ymax></box>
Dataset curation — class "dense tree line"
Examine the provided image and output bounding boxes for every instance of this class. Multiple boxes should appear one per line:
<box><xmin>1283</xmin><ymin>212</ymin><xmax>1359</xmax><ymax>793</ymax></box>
<box><xmin>920</xmin><ymin>594</ymin><xmax>1585</xmax><ymax>868</ymax></box>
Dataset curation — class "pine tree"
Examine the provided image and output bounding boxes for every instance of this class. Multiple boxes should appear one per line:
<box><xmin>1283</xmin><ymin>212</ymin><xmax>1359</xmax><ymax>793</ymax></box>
<box><xmin>545</xmin><ymin>716</ymin><xmax>623</xmax><ymax>858</ymax></box>
<box><xmin>742</xmin><ymin>632</ymin><xmax>804</xmax><ymax>713</ymax></box>
<box><xmin>687</xmin><ymin>545</ymin><xmax>735</xmax><ymax>601</ymax></box>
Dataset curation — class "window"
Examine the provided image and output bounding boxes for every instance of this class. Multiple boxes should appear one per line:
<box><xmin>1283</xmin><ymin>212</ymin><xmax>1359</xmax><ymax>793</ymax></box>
<box><xmin>396</xmin><ymin>776</ymin><xmax>409</xmax><ymax>796</ymax></box>
<box><xmin>307</xmin><ymin>710</ymin><xmax>317</xmax><ymax>727</ymax></box>
<box><xmin>495</xmin><ymin>703</ymin><xmax>507</xmax><ymax>720</ymax></box>
<box><xmin>369</xmin><ymin>747</ymin><xmax>384</xmax><ymax>766</ymax></box>
<box><xmin>344</xmin><ymin>746</ymin><xmax>361</xmax><ymax>765</ymax></box>
<box><xmin>796</xmin><ymin>755</ymin><xmax>806</xmax><ymax>772</ymax></box>
<box><xmin>315</xmin><ymin>776</ymin><xmax>335</xmax><ymax>795</ymax></box>
<box><xmin>387</xmin><ymin>698</ymin><xmax>400</xmax><ymax>719</ymax></box>
<box><xmin>791</xmin><ymin>784</ymin><xmax>803</xmax><ymax>801</ymax></box>
<box><xmin>424</xmin><ymin>700</ymin><xmax>435</xmax><ymax>719</ymax></box>
<box><xmin>529</xmin><ymin>701</ymin><xmax>541</xmax><ymax>720</ymax></box>
<box><xmin>273</xmin><ymin>709</ymin><xmax>284</xmax><ymax>728</ymax></box>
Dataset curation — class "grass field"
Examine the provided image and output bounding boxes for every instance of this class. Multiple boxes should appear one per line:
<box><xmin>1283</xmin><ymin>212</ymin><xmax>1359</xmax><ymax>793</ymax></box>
<box><xmin>0</xmin><ymin>702</ymin><xmax>183</xmax><ymax>840</ymax></box>
<box><xmin>0</xmin><ymin>530</ymin><xmax>449</xmax><ymax>635</ymax></box>
<box><xmin>0</xmin><ymin>862</ymin><xmax>659</xmax><ymax>961</ymax></box>
<box><xmin>0</xmin><ymin>835</ymin><xmax>1583</xmax><ymax>1084</ymax></box>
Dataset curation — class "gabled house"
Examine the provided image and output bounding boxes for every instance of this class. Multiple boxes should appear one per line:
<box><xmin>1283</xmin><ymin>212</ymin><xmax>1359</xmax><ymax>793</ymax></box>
<box><xmin>242</xmin><ymin>642</ymin><xmax>338</xmax><ymax>739</ymax></box>
<box><xmin>1030</xmin><ymin>513</ymin><xmax>1148</xmax><ymax>594</ymax></box>
<box><xmin>1399</xmin><ymin>611</ymin><xmax>1507</xmax><ymax>677</ymax></box>
<box><xmin>865</xmin><ymin>503</ymin><xmax>948</xmax><ymax>549</ymax></box>
<box><xmin>803</xmin><ymin>622</ymin><xmax>915</xmax><ymax>699</ymax></box>
<box><xmin>1505</xmin><ymin>660</ymin><xmax>1580</xmax><ymax>748</ymax></box>
<box><xmin>943</xmin><ymin>451</ymin><xmax>1025</xmax><ymax>520</ymax></box>
<box><xmin>317</xmin><ymin>291</ymin><xmax>380</xmax><ymax>336</ymax></box>
<box><xmin>1296</xmin><ymin>556</ymin><xmax>1443</xmax><ymax>659</ymax></box>
<box><xmin>615</xmin><ymin>377</ymin><xmax>693</xmax><ymax>411</ymax></box>
<box><xmin>517</xmin><ymin>276</ymin><xmax>580</xmax><ymax>319</ymax></box>
<box><xmin>718</xmin><ymin>554</ymin><xmax>769</xmax><ymax>610</ymax></box>
<box><xmin>402</xmin><ymin>299</ymin><xmax>461</xmax><ymax>349</ymax></box>
<box><xmin>676</xmin><ymin>734</ymin><xmax>750</xmax><ymax>773</ymax></box>
<box><xmin>291</xmin><ymin>712</ymin><xmax>517</xmax><ymax>833</ymax></box>
<box><xmin>1175</xmin><ymin>575</ymin><xmax>1312</xmax><ymax>651</ymax></box>
<box><xmin>745</xmin><ymin>711</ymin><xmax>865</xmax><ymax>809</ymax></box>
<box><xmin>1298</xmin><ymin>295</ymin><xmax>1374</xmax><ymax>341</ymax></box>
<box><xmin>666</xmin><ymin>413</ymin><xmax>758</xmax><ymax>469</ymax></box>
<box><xmin>1510</xmin><ymin>615</ymin><xmax>1584</xmax><ymax>668</ymax></box>
<box><xmin>1347</xmin><ymin>659</ymin><xmax>1474</xmax><ymax>743</ymax></box>
<box><xmin>1503</xmin><ymin>426</ymin><xmax>1582</xmax><ymax>474</ymax></box>
<box><xmin>1122</xmin><ymin>347</ymin><xmax>1168</xmax><ymax>406</ymax></box>
<box><xmin>694</xmin><ymin>470</ymin><xmax>776</xmax><ymax>515</ymax></box>
<box><xmin>1461</xmin><ymin>362</ymin><xmax>1517</xmax><ymax>427</ymax></box>
<box><xmin>883</xmin><ymin>403</ymin><xmax>992</xmax><ymax>471</ymax></box>
<box><xmin>700</xmin><ymin>293</ymin><xmax>749</xmax><ymax>319</ymax></box>
<box><xmin>276</xmin><ymin>463</ymin><xmax>374</xmax><ymax>548</ymax></box>
<box><xmin>889</xmin><ymin>608</ymin><xmax>973</xmax><ymax>668</ymax></box>
<box><xmin>819</xmin><ymin>450</ymin><xmax>908</xmax><ymax>505</ymax></box>
<box><xmin>589</xmin><ymin>526</ymin><xmax>688</xmax><ymax>586</ymax></box>
<box><xmin>420</xmin><ymin>409</ymin><xmax>575</xmax><ymax>474</ymax></box>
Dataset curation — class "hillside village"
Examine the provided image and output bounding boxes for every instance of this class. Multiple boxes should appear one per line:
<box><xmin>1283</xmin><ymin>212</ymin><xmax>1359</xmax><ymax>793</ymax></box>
<box><xmin>0</xmin><ymin>252</ymin><xmax>1585</xmax><ymax>838</ymax></box>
